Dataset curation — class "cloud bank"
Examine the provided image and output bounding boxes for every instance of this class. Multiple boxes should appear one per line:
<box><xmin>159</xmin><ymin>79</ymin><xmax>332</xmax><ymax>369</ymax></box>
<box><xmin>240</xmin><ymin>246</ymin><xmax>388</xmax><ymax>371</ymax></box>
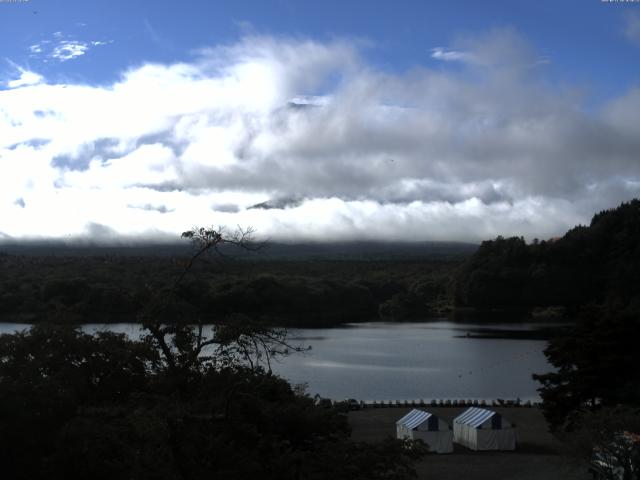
<box><xmin>2</xmin><ymin>30</ymin><xmax>640</xmax><ymax>243</ymax></box>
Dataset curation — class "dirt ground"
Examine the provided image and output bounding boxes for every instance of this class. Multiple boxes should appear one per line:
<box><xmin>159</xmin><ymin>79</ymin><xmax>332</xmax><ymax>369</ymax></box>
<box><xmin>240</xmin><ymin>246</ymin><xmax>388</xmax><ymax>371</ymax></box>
<box><xmin>348</xmin><ymin>407</ymin><xmax>589</xmax><ymax>480</ymax></box>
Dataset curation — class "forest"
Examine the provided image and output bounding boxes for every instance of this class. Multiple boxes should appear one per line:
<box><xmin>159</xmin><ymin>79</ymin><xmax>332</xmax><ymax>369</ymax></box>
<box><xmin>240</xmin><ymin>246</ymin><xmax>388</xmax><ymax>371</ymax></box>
<box><xmin>0</xmin><ymin>229</ymin><xmax>433</xmax><ymax>479</ymax></box>
<box><xmin>454</xmin><ymin>201</ymin><xmax>640</xmax><ymax>445</ymax></box>
<box><xmin>454</xmin><ymin>199</ymin><xmax>640</xmax><ymax>314</ymax></box>
<box><xmin>0</xmin><ymin>323</ymin><xmax>427</xmax><ymax>480</ymax></box>
<box><xmin>1</xmin><ymin>201</ymin><xmax>640</xmax><ymax>479</ymax></box>
<box><xmin>0</xmin><ymin>245</ymin><xmax>463</xmax><ymax>326</ymax></box>
<box><xmin>4</xmin><ymin>201</ymin><xmax>640</xmax><ymax>327</ymax></box>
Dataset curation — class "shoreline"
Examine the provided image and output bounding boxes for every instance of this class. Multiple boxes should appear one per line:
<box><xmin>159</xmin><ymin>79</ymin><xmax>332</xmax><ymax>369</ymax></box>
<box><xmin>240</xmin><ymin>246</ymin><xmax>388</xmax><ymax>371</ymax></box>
<box><xmin>0</xmin><ymin>317</ymin><xmax>568</xmax><ymax>341</ymax></box>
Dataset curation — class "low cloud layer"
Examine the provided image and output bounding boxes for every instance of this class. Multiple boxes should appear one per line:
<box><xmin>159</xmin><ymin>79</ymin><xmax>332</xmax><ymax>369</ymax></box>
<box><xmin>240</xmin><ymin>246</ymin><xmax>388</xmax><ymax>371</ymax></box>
<box><xmin>1</xmin><ymin>31</ymin><xmax>640</xmax><ymax>243</ymax></box>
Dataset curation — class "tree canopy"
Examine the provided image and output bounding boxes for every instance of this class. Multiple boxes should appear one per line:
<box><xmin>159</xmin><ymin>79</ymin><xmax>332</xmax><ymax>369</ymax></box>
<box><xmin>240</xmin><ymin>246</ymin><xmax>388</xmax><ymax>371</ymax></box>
<box><xmin>454</xmin><ymin>199</ymin><xmax>640</xmax><ymax>312</ymax></box>
<box><xmin>533</xmin><ymin>310</ymin><xmax>640</xmax><ymax>431</ymax></box>
<box><xmin>0</xmin><ymin>323</ymin><xmax>427</xmax><ymax>480</ymax></box>
<box><xmin>0</xmin><ymin>225</ymin><xmax>426</xmax><ymax>480</ymax></box>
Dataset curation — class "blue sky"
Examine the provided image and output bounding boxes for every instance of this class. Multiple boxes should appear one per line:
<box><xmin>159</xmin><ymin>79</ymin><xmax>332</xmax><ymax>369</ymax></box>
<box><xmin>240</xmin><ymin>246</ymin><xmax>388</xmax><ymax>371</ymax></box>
<box><xmin>3</xmin><ymin>1</ymin><xmax>639</xmax><ymax>98</ymax></box>
<box><xmin>1</xmin><ymin>0</ymin><xmax>640</xmax><ymax>242</ymax></box>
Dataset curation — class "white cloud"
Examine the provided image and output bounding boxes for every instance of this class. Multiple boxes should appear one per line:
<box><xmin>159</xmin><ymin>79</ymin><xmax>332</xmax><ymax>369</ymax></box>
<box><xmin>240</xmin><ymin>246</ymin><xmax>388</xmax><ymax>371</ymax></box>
<box><xmin>625</xmin><ymin>11</ymin><xmax>640</xmax><ymax>46</ymax></box>
<box><xmin>27</xmin><ymin>33</ymin><xmax>110</xmax><ymax>62</ymax></box>
<box><xmin>1</xmin><ymin>33</ymin><xmax>640</xmax><ymax>243</ymax></box>
<box><xmin>431</xmin><ymin>47</ymin><xmax>474</xmax><ymax>63</ymax></box>
<box><xmin>431</xmin><ymin>28</ymin><xmax>549</xmax><ymax>72</ymax></box>
<box><xmin>6</xmin><ymin>69</ymin><xmax>43</xmax><ymax>88</ymax></box>
<box><xmin>51</xmin><ymin>41</ymin><xmax>89</xmax><ymax>61</ymax></box>
<box><xmin>61</xmin><ymin>144</ymin><xmax>179</xmax><ymax>189</ymax></box>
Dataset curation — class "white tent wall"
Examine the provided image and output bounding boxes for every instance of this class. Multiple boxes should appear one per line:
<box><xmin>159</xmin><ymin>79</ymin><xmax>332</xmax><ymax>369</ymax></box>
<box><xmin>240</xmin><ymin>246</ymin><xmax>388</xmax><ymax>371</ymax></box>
<box><xmin>476</xmin><ymin>429</ymin><xmax>517</xmax><ymax>451</ymax></box>
<box><xmin>453</xmin><ymin>422</ymin><xmax>484</xmax><ymax>450</ymax></box>
<box><xmin>453</xmin><ymin>407</ymin><xmax>517</xmax><ymax>451</ymax></box>
<box><xmin>396</xmin><ymin>409</ymin><xmax>454</xmax><ymax>454</ymax></box>
<box><xmin>396</xmin><ymin>424</ymin><xmax>410</xmax><ymax>439</ymax></box>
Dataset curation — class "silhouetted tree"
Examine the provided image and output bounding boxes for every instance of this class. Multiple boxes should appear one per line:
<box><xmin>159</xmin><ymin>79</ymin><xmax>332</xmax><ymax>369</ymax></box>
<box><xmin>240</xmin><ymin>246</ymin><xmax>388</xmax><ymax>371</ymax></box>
<box><xmin>533</xmin><ymin>311</ymin><xmax>640</xmax><ymax>431</ymax></box>
<box><xmin>0</xmin><ymin>227</ymin><xmax>426</xmax><ymax>479</ymax></box>
<box><xmin>563</xmin><ymin>407</ymin><xmax>640</xmax><ymax>480</ymax></box>
<box><xmin>454</xmin><ymin>199</ymin><xmax>640</xmax><ymax>312</ymax></box>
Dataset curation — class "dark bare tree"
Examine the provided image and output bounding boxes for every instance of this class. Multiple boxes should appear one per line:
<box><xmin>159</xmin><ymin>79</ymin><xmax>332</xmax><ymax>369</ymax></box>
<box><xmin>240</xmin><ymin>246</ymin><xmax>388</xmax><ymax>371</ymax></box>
<box><xmin>139</xmin><ymin>225</ymin><xmax>306</xmax><ymax>380</ymax></box>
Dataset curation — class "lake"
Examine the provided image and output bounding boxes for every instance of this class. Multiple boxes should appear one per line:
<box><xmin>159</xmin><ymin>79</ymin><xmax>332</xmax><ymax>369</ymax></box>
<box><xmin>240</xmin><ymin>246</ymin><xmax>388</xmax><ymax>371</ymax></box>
<box><xmin>0</xmin><ymin>320</ymin><xmax>552</xmax><ymax>402</ymax></box>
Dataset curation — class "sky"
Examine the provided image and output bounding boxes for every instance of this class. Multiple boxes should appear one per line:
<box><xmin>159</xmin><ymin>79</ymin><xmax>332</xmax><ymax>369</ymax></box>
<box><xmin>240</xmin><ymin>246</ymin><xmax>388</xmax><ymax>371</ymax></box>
<box><xmin>1</xmin><ymin>0</ymin><xmax>640</xmax><ymax>244</ymax></box>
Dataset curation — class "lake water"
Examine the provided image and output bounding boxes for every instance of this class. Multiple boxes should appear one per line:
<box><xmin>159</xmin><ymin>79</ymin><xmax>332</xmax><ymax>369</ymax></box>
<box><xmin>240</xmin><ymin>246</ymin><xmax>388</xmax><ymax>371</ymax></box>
<box><xmin>0</xmin><ymin>321</ymin><xmax>552</xmax><ymax>402</ymax></box>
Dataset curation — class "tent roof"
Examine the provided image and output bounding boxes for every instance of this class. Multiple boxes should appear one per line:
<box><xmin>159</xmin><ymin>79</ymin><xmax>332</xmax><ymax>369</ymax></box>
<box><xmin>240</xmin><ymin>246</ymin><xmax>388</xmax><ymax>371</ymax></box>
<box><xmin>396</xmin><ymin>409</ymin><xmax>433</xmax><ymax>430</ymax></box>
<box><xmin>454</xmin><ymin>407</ymin><xmax>496</xmax><ymax>428</ymax></box>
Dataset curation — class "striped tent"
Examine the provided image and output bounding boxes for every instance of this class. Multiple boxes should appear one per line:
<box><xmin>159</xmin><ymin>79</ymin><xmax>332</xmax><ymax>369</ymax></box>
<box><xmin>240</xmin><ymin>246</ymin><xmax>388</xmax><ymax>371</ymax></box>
<box><xmin>453</xmin><ymin>407</ymin><xmax>516</xmax><ymax>451</ymax></box>
<box><xmin>396</xmin><ymin>409</ymin><xmax>453</xmax><ymax>453</ymax></box>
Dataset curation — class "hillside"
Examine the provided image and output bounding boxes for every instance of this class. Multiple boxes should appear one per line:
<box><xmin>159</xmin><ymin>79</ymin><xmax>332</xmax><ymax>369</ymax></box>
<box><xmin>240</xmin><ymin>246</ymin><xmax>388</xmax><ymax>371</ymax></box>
<box><xmin>453</xmin><ymin>199</ymin><xmax>640</xmax><ymax>314</ymax></box>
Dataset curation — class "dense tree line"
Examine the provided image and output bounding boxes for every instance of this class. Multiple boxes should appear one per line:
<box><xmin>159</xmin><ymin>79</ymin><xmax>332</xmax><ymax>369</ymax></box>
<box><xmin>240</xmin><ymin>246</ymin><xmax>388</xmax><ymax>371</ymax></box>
<box><xmin>0</xmin><ymin>254</ymin><xmax>459</xmax><ymax>325</ymax></box>
<box><xmin>0</xmin><ymin>227</ymin><xmax>428</xmax><ymax>479</ymax></box>
<box><xmin>0</xmin><ymin>323</ymin><xmax>426</xmax><ymax>480</ymax></box>
<box><xmin>535</xmin><ymin>309</ymin><xmax>640</xmax><ymax>479</ymax></box>
<box><xmin>454</xmin><ymin>199</ymin><xmax>640</xmax><ymax>313</ymax></box>
<box><xmin>532</xmin><ymin>309</ymin><xmax>640</xmax><ymax>430</ymax></box>
<box><xmin>454</xmin><ymin>200</ymin><xmax>640</xmax><ymax>471</ymax></box>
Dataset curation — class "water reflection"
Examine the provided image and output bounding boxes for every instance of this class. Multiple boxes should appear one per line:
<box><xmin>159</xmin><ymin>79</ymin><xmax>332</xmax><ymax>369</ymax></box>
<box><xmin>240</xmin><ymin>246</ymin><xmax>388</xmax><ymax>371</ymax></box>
<box><xmin>273</xmin><ymin>322</ymin><xmax>551</xmax><ymax>402</ymax></box>
<box><xmin>0</xmin><ymin>321</ymin><xmax>551</xmax><ymax>402</ymax></box>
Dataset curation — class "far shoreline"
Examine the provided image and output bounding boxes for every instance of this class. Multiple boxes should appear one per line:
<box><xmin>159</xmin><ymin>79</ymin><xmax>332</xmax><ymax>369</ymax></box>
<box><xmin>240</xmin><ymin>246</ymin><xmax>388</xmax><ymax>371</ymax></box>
<box><xmin>0</xmin><ymin>317</ymin><xmax>568</xmax><ymax>341</ymax></box>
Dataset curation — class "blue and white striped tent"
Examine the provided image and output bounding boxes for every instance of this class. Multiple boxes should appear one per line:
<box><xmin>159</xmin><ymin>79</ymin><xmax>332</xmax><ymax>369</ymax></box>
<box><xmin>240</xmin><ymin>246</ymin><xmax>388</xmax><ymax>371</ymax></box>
<box><xmin>396</xmin><ymin>409</ymin><xmax>453</xmax><ymax>453</ymax></box>
<box><xmin>453</xmin><ymin>407</ymin><xmax>516</xmax><ymax>451</ymax></box>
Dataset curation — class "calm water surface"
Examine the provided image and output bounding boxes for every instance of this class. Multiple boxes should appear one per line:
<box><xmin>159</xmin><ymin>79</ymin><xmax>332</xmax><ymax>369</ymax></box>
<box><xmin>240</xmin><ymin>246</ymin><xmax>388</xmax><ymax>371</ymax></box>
<box><xmin>0</xmin><ymin>321</ymin><xmax>551</xmax><ymax>401</ymax></box>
